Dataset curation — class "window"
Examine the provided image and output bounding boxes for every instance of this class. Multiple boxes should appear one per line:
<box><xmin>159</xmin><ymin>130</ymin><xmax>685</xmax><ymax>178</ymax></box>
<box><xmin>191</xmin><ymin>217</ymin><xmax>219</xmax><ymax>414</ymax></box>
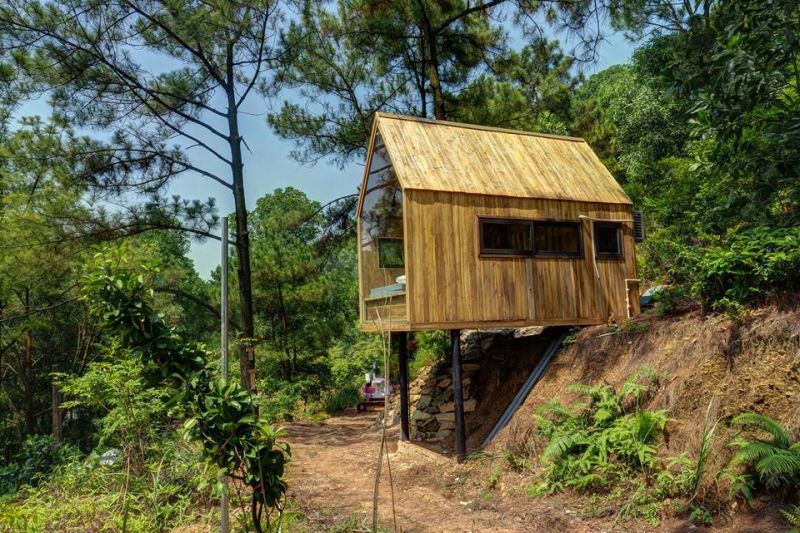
<box><xmin>480</xmin><ymin>219</ymin><xmax>533</xmax><ymax>254</ymax></box>
<box><xmin>594</xmin><ymin>222</ymin><xmax>623</xmax><ymax>258</ymax></box>
<box><xmin>533</xmin><ymin>222</ymin><xmax>582</xmax><ymax>256</ymax></box>
<box><xmin>378</xmin><ymin>238</ymin><xmax>404</xmax><ymax>268</ymax></box>
<box><xmin>479</xmin><ymin>218</ymin><xmax>582</xmax><ymax>257</ymax></box>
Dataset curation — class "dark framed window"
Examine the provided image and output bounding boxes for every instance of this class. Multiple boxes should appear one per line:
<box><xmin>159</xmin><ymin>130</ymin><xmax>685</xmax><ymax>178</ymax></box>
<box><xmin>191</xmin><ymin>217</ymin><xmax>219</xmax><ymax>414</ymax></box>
<box><xmin>594</xmin><ymin>222</ymin><xmax>623</xmax><ymax>258</ymax></box>
<box><xmin>533</xmin><ymin>222</ymin><xmax>582</xmax><ymax>257</ymax></box>
<box><xmin>378</xmin><ymin>238</ymin><xmax>404</xmax><ymax>268</ymax></box>
<box><xmin>479</xmin><ymin>218</ymin><xmax>582</xmax><ymax>257</ymax></box>
<box><xmin>479</xmin><ymin>218</ymin><xmax>533</xmax><ymax>255</ymax></box>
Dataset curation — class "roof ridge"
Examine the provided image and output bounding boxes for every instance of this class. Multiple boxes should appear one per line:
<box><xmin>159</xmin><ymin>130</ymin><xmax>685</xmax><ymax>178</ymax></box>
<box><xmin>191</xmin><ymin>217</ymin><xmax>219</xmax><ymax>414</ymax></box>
<box><xmin>374</xmin><ymin>112</ymin><xmax>585</xmax><ymax>143</ymax></box>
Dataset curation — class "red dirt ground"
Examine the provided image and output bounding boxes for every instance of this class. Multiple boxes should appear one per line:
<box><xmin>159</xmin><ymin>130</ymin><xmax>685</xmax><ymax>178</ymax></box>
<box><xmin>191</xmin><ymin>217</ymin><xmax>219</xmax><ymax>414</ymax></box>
<box><xmin>286</xmin><ymin>411</ymin><xmax>633</xmax><ymax>533</ymax></box>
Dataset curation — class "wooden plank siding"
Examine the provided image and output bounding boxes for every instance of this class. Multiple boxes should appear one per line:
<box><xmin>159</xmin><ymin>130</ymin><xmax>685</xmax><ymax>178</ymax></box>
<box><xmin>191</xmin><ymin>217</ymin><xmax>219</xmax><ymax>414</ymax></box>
<box><xmin>356</xmin><ymin>113</ymin><xmax>640</xmax><ymax>332</ymax></box>
<box><xmin>403</xmin><ymin>190</ymin><xmax>638</xmax><ymax>330</ymax></box>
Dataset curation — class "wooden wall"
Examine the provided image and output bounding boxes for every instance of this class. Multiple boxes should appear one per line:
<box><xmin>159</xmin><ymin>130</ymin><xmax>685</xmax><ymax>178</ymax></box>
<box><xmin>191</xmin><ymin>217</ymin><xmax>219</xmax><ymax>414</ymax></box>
<box><xmin>402</xmin><ymin>190</ymin><xmax>638</xmax><ymax>330</ymax></box>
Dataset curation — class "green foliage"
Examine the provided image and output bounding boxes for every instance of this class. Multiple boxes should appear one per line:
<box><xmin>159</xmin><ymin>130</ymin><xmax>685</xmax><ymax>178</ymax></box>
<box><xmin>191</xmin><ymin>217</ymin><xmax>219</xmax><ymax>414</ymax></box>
<box><xmin>57</xmin><ymin>344</ymin><xmax>167</xmax><ymax>465</ymax></box>
<box><xmin>685</xmin><ymin>227</ymin><xmax>800</xmax><ymax>309</ymax></box>
<box><xmin>0</xmin><ymin>435</ymin><xmax>79</xmax><ymax>496</ymax></box>
<box><xmin>249</xmin><ymin>188</ymin><xmax>357</xmax><ymax>383</ymax></box>
<box><xmin>728</xmin><ymin>413</ymin><xmax>800</xmax><ymax>498</ymax></box>
<box><xmin>689</xmin><ymin>503</ymin><xmax>713</xmax><ymax>526</ymax></box>
<box><xmin>533</xmin><ymin>368</ymin><xmax>668</xmax><ymax>493</ymax></box>
<box><xmin>0</xmin><ymin>436</ymin><xmax>215</xmax><ymax>532</ymax></box>
<box><xmin>651</xmin><ymin>286</ymin><xmax>687</xmax><ymax>316</ymax></box>
<box><xmin>410</xmin><ymin>330</ymin><xmax>448</xmax><ymax>379</ymax></box>
<box><xmin>82</xmin><ymin>259</ymin><xmax>290</xmax><ymax>532</ymax></box>
<box><xmin>782</xmin><ymin>505</ymin><xmax>800</xmax><ymax>531</ymax></box>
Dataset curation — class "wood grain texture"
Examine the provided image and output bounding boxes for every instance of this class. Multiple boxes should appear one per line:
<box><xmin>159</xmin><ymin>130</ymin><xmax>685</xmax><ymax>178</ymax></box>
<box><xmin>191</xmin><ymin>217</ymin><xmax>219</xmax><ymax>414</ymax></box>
<box><xmin>357</xmin><ymin>113</ymin><xmax>640</xmax><ymax>332</ymax></box>
<box><xmin>403</xmin><ymin>190</ymin><xmax>638</xmax><ymax>330</ymax></box>
<box><xmin>375</xmin><ymin>113</ymin><xmax>632</xmax><ymax>205</ymax></box>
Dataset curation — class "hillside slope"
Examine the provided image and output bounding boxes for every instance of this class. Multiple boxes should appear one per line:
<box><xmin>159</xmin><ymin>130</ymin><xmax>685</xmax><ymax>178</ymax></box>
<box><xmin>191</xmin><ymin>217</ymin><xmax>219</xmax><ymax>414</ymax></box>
<box><xmin>490</xmin><ymin>302</ymin><xmax>800</xmax><ymax>530</ymax></box>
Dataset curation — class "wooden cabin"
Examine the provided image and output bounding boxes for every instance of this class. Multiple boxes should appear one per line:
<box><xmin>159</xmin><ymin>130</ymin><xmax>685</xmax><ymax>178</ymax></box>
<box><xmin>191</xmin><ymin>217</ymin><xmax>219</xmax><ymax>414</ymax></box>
<box><xmin>357</xmin><ymin>113</ymin><xmax>642</xmax><ymax>334</ymax></box>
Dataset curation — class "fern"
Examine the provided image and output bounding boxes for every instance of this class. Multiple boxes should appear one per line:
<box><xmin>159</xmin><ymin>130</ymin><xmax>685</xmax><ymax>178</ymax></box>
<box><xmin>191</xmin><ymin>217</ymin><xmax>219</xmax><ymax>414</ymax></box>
<box><xmin>728</xmin><ymin>412</ymin><xmax>800</xmax><ymax>498</ymax></box>
<box><xmin>731</xmin><ymin>413</ymin><xmax>791</xmax><ymax>448</ymax></box>
<box><xmin>782</xmin><ymin>505</ymin><xmax>800</xmax><ymax>531</ymax></box>
<box><xmin>541</xmin><ymin>431</ymin><xmax>588</xmax><ymax>464</ymax></box>
<box><xmin>755</xmin><ymin>452</ymin><xmax>800</xmax><ymax>488</ymax></box>
<box><xmin>533</xmin><ymin>367</ymin><xmax>669</xmax><ymax>493</ymax></box>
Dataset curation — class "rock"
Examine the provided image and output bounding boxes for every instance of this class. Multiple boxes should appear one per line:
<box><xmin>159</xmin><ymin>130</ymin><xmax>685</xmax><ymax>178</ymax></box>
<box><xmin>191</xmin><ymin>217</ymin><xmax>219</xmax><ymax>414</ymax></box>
<box><xmin>417</xmin><ymin>395</ymin><xmax>432</xmax><ymax>409</ymax></box>
<box><xmin>421</xmin><ymin>418</ymin><xmax>439</xmax><ymax>431</ymax></box>
<box><xmin>463</xmin><ymin>363</ymin><xmax>481</xmax><ymax>372</ymax></box>
<box><xmin>434</xmin><ymin>390</ymin><xmax>451</xmax><ymax>403</ymax></box>
<box><xmin>437</xmin><ymin>412</ymin><xmax>455</xmax><ymax>422</ymax></box>
<box><xmin>514</xmin><ymin>326</ymin><xmax>545</xmax><ymax>338</ymax></box>
<box><xmin>439</xmin><ymin>402</ymin><xmax>455</xmax><ymax>413</ymax></box>
<box><xmin>464</xmin><ymin>399</ymin><xmax>477</xmax><ymax>412</ymax></box>
<box><xmin>424</xmin><ymin>405</ymin><xmax>440</xmax><ymax>415</ymax></box>
<box><xmin>436</xmin><ymin>429</ymin><xmax>452</xmax><ymax>439</ymax></box>
<box><xmin>438</xmin><ymin>421</ymin><xmax>455</xmax><ymax>430</ymax></box>
<box><xmin>437</xmin><ymin>377</ymin><xmax>452</xmax><ymax>388</ymax></box>
<box><xmin>411</xmin><ymin>409</ymin><xmax>431</xmax><ymax>422</ymax></box>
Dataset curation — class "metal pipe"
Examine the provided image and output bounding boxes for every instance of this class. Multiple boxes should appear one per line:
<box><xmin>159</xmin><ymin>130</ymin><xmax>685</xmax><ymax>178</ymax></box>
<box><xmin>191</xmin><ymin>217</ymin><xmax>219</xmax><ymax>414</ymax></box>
<box><xmin>397</xmin><ymin>332</ymin><xmax>410</xmax><ymax>441</ymax></box>
<box><xmin>625</xmin><ymin>278</ymin><xmax>641</xmax><ymax>319</ymax></box>
<box><xmin>451</xmin><ymin>330</ymin><xmax>466</xmax><ymax>461</ymax></box>
<box><xmin>220</xmin><ymin>217</ymin><xmax>229</xmax><ymax>533</ymax></box>
<box><xmin>481</xmin><ymin>332</ymin><xmax>567</xmax><ymax>449</ymax></box>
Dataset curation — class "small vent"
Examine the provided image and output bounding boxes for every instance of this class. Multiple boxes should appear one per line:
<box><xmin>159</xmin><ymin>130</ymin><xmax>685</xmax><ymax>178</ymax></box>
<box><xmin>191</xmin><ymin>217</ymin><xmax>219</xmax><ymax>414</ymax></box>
<box><xmin>633</xmin><ymin>210</ymin><xmax>646</xmax><ymax>243</ymax></box>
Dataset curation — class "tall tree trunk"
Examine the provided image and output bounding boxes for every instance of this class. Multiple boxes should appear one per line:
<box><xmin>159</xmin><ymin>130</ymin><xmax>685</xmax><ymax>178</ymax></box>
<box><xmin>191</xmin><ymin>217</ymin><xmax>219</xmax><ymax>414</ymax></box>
<box><xmin>51</xmin><ymin>384</ymin><xmax>63</xmax><ymax>441</ymax></box>
<box><xmin>22</xmin><ymin>288</ymin><xmax>35</xmax><ymax>436</ymax></box>
<box><xmin>427</xmin><ymin>52</ymin><xmax>445</xmax><ymax>120</ymax></box>
<box><xmin>23</xmin><ymin>328</ymin><xmax>34</xmax><ymax>435</ymax></box>
<box><xmin>420</xmin><ymin>12</ymin><xmax>445</xmax><ymax>120</ymax></box>
<box><xmin>227</xmin><ymin>51</ymin><xmax>257</xmax><ymax>392</ymax></box>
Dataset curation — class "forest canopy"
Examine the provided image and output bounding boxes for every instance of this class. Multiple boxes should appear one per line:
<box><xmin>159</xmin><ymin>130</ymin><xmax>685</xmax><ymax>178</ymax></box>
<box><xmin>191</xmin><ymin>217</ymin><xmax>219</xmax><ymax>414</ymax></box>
<box><xmin>0</xmin><ymin>0</ymin><xmax>798</xmax><ymax>530</ymax></box>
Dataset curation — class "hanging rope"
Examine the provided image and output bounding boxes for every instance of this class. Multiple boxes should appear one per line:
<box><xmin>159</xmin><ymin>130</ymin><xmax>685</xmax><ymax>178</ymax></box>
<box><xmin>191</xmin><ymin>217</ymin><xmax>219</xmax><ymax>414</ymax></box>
<box><xmin>369</xmin><ymin>303</ymin><xmax>400</xmax><ymax>533</ymax></box>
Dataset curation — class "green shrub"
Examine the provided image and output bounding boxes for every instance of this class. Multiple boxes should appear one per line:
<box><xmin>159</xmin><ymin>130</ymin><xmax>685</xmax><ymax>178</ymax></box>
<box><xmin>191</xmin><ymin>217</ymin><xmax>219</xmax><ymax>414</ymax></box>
<box><xmin>532</xmin><ymin>367</ymin><xmax>668</xmax><ymax>493</ymax></box>
<box><xmin>410</xmin><ymin>330</ymin><xmax>447</xmax><ymax>379</ymax></box>
<box><xmin>321</xmin><ymin>384</ymin><xmax>361</xmax><ymax>414</ymax></box>
<box><xmin>727</xmin><ymin>413</ymin><xmax>800</xmax><ymax>499</ymax></box>
<box><xmin>652</xmin><ymin>285</ymin><xmax>688</xmax><ymax>316</ymax></box>
<box><xmin>687</xmin><ymin>227</ymin><xmax>800</xmax><ymax>309</ymax></box>
<box><xmin>0</xmin><ymin>436</ymin><xmax>215</xmax><ymax>532</ymax></box>
<box><xmin>0</xmin><ymin>435</ymin><xmax>79</xmax><ymax>496</ymax></box>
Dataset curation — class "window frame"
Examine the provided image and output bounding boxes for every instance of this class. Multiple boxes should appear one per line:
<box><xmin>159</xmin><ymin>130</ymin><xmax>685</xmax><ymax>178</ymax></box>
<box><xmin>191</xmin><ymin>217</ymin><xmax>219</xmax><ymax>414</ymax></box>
<box><xmin>593</xmin><ymin>222</ymin><xmax>624</xmax><ymax>259</ymax></box>
<box><xmin>531</xmin><ymin>220</ymin><xmax>584</xmax><ymax>258</ymax></box>
<box><xmin>478</xmin><ymin>217</ymin><xmax>534</xmax><ymax>256</ymax></box>
<box><xmin>477</xmin><ymin>216</ymin><xmax>583</xmax><ymax>259</ymax></box>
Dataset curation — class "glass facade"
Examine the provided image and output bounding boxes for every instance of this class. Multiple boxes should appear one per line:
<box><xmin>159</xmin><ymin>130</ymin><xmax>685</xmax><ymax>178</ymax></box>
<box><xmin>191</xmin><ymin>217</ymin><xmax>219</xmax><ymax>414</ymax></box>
<box><xmin>360</xmin><ymin>134</ymin><xmax>405</xmax><ymax>298</ymax></box>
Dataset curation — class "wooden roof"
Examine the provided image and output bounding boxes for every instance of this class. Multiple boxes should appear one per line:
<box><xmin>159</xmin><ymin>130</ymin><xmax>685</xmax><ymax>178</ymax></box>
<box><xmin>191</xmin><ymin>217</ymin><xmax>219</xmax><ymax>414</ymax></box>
<box><xmin>374</xmin><ymin>113</ymin><xmax>632</xmax><ymax>205</ymax></box>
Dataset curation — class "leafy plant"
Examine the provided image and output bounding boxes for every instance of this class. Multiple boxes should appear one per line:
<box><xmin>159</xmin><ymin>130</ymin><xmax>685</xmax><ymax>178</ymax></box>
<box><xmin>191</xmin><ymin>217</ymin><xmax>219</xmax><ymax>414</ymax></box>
<box><xmin>0</xmin><ymin>435</ymin><xmax>216</xmax><ymax>532</ymax></box>
<box><xmin>533</xmin><ymin>367</ymin><xmax>668</xmax><ymax>493</ymax></box>
<box><xmin>727</xmin><ymin>413</ymin><xmax>800</xmax><ymax>498</ymax></box>
<box><xmin>410</xmin><ymin>330</ymin><xmax>448</xmax><ymax>379</ymax></box>
<box><xmin>782</xmin><ymin>505</ymin><xmax>800</xmax><ymax>532</ymax></box>
<box><xmin>83</xmin><ymin>259</ymin><xmax>290</xmax><ymax>532</ymax></box>
<box><xmin>688</xmin><ymin>227</ymin><xmax>800</xmax><ymax>310</ymax></box>
<box><xmin>0</xmin><ymin>435</ymin><xmax>79</xmax><ymax>496</ymax></box>
<box><xmin>651</xmin><ymin>286</ymin><xmax>688</xmax><ymax>316</ymax></box>
<box><xmin>689</xmin><ymin>503</ymin><xmax>713</xmax><ymax>526</ymax></box>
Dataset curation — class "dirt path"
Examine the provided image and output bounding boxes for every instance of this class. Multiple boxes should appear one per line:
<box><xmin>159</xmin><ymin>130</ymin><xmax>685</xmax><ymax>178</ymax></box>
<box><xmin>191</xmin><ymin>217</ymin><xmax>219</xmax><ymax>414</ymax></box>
<box><xmin>285</xmin><ymin>411</ymin><xmax>612</xmax><ymax>533</ymax></box>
